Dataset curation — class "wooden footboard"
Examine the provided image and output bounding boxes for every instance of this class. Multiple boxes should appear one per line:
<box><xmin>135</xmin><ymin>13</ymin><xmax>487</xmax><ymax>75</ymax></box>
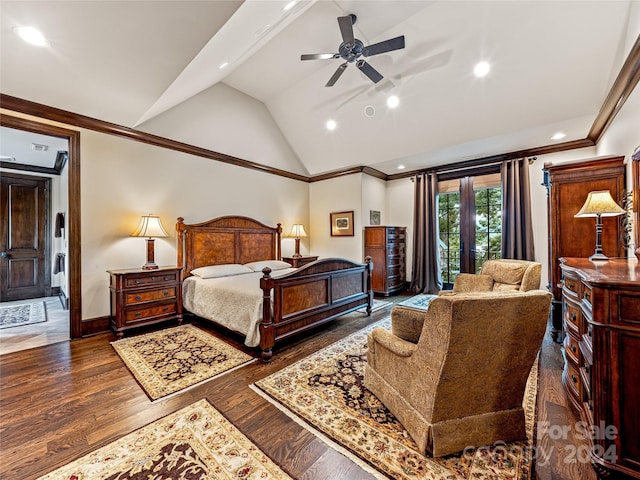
<box><xmin>259</xmin><ymin>257</ymin><xmax>373</xmax><ymax>362</ymax></box>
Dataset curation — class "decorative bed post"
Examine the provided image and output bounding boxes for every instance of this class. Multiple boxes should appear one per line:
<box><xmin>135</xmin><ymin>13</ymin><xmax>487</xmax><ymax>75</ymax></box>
<box><xmin>259</xmin><ymin>267</ymin><xmax>275</xmax><ymax>362</ymax></box>
<box><xmin>365</xmin><ymin>256</ymin><xmax>373</xmax><ymax>315</ymax></box>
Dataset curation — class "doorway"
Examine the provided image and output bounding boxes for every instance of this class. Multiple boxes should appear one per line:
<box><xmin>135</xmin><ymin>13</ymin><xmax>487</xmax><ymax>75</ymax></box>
<box><xmin>438</xmin><ymin>170</ymin><xmax>502</xmax><ymax>288</ymax></box>
<box><xmin>0</xmin><ymin>114</ymin><xmax>81</xmax><ymax>342</ymax></box>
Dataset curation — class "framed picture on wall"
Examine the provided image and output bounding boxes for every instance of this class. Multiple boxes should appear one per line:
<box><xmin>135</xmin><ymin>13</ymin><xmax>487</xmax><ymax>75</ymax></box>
<box><xmin>330</xmin><ymin>211</ymin><xmax>354</xmax><ymax>236</ymax></box>
<box><xmin>370</xmin><ymin>210</ymin><xmax>381</xmax><ymax>225</ymax></box>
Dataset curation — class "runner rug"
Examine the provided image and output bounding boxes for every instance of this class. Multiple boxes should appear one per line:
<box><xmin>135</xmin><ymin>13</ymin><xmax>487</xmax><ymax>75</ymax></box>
<box><xmin>252</xmin><ymin>318</ymin><xmax>538</xmax><ymax>479</ymax></box>
<box><xmin>112</xmin><ymin>324</ymin><xmax>255</xmax><ymax>401</ymax></box>
<box><xmin>0</xmin><ymin>301</ymin><xmax>47</xmax><ymax>329</ymax></box>
<box><xmin>36</xmin><ymin>399</ymin><xmax>292</xmax><ymax>480</ymax></box>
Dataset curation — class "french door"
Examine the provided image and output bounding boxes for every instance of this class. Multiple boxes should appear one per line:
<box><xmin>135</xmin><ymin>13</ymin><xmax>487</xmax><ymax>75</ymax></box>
<box><xmin>438</xmin><ymin>172</ymin><xmax>502</xmax><ymax>287</ymax></box>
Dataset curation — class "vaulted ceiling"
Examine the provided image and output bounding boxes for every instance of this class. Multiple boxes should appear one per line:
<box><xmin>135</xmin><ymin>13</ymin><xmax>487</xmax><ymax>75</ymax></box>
<box><xmin>1</xmin><ymin>0</ymin><xmax>637</xmax><ymax>176</ymax></box>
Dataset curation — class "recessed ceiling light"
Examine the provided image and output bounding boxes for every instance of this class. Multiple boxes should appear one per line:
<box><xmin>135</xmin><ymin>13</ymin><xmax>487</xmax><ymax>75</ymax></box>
<box><xmin>218</xmin><ymin>62</ymin><xmax>229</xmax><ymax>70</ymax></box>
<box><xmin>551</xmin><ymin>132</ymin><xmax>566</xmax><ymax>140</ymax></box>
<box><xmin>326</xmin><ymin>119</ymin><xmax>337</xmax><ymax>131</ymax></box>
<box><xmin>283</xmin><ymin>0</ymin><xmax>296</xmax><ymax>11</ymax></box>
<box><xmin>473</xmin><ymin>61</ymin><xmax>490</xmax><ymax>78</ymax></box>
<box><xmin>397</xmin><ymin>164</ymin><xmax>406</xmax><ymax>170</ymax></box>
<box><xmin>14</xmin><ymin>26</ymin><xmax>48</xmax><ymax>47</ymax></box>
<box><xmin>364</xmin><ymin>105</ymin><xmax>375</xmax><ymax>117</ymax></box>
<box><xmin>387</xmin><ymin>95</ymin><xmax>399</xmax><ymax>109</ymax></box>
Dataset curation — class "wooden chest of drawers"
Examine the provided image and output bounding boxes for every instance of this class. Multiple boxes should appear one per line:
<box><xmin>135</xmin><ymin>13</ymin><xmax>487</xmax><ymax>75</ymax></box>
<box><xmin>560</xmin><ymin>258</ymin><xmax>640</xmax><ymax>479</ymax></box>
<box><xmin>108</xmin><ymin>266</ymin><xmax>183</xmax><ymax>338</ymax></box>
<box><xmin>364</xmin><ymin>226</ymin><xmax>406</xmax><ymax>296</ymax></box>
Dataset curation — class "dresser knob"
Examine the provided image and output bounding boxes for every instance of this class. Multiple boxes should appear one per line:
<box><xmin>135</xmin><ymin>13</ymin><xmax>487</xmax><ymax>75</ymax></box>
<box><xmin>163</xmin><ymin>290</ymin><xmax>169</xmax><ymax>296</ymax></box>
<box><xmin>584</xmin><ymin>364</ymin><xmax>590</xmax><ymax>374</ymax></box>
<box><xmin>570</xmin><ymin>312</ymin><xmax>576</xmax><ymax>321</ymax></box>
<box><xmin>163</xmin><ymin>307</ymin><xmax>169</xmax><ymax>312</ymax></box>
<box><xmin>135</xmin><ymin>312</ymin><xmax>141</xmax><ymax>317</ymax></box>
<box><xmin>164</xmin><ymin>276</ymin><xmax>170</xmax><ymax>281</ymax></box>
<box><xmin>135</xmin><ymin>279</ymin><xmax>141</xmax><ymax>284</ymax></box>
<box><xmin>571</xmin><ymin>344</ymin><xmax>577</xmax><ymax>353</ymax></box>
<box><xmin>135</xmin><ymin>295</ymin><xmax>141</xmax><ymax>301</ymax></box>
<box><xmin>571</xmin><ymin>374</ymin><xmax>577</xmax><ymax>383</ymax></box>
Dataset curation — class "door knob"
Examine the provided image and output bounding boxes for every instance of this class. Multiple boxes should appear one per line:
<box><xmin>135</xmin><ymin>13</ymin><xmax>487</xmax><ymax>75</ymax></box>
<box><xmin>0</xmin><ymin>251</ymin><xmax>7</xmax><ymax>259</ymax></box>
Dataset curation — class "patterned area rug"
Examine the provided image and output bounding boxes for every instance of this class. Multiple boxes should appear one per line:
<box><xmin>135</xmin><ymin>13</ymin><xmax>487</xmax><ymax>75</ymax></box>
<box><xmin>253</xmin><ymin>318</ymin><xmax>537</xmax><ymax>479</ymax></box>
<box><xmin>0</xmin><ymin>301</ymin><xmax>47</xmax><ymax>329</ymax></box>
<box><xmin>36</xmin><ymin>399</ymin><xmax>292</xmax><ymax>480</ymax></box>
<box><xmin>397</xmin><ymin>293</ymin><xmax>437</xmax><ymax>310</ymax></box>
<box><xmin>112</xmin><ymin>324</ymin><xmax>255</xmax><ymax>401</ymax></box>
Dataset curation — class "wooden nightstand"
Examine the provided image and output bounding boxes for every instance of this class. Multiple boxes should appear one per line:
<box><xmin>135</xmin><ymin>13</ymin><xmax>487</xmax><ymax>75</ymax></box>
<box><xmin>107</xmin><ymin>266</ymin><xmax>183</xmax><ymax>338</ymax></box>
<box><xmin>282</xmin><ymin>256</ymin><xmax>318</xmax><ymax>268</ymax></box>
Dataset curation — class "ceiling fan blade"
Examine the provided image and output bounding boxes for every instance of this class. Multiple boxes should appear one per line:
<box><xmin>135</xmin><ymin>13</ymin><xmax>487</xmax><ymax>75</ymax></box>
<box><xmin>363</xmin><ymin>35</ymin><xmax>405</xmax><ymax>57</ymax></box>
<box><xmin>301</xmin><ymin>53</ymin><xmax>339</xmax><ymax>61</ymax></box>
<box><xmin>337</xmin><ymin>15</ymin><xmax>355</xmax><ymax>45</ymax></box>
<box><xmin>356</xmin><ymin>60</ymin><xmax>383</xmax><ymax>84</ymax></box>
<box><xmin>326</xmin><ymin>63</ymin><xmax>348</xmax><ymax>87</ymax></box>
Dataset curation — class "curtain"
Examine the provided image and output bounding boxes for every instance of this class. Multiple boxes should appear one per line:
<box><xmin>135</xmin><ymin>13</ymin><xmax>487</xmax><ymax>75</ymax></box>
<box><xmin>410</xmin><ymin>172</ymin><xmax>442</xmax><ymax>293</ymax></box>
<box><xmin>501</xmin><ymin>158</ymin><xmax>535</xmax><ymax>260</ymax></box>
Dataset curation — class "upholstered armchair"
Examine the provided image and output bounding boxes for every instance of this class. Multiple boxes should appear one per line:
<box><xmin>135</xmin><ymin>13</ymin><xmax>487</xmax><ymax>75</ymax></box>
<box><xmin>364</xmin><ymin>290</ymin><xmax>552</xmax><ymax>457</ymax></box>
<box><xmin>445</xmin><ymin>259</ymin><xmax>542</xmax><ymax>294</ymax></box>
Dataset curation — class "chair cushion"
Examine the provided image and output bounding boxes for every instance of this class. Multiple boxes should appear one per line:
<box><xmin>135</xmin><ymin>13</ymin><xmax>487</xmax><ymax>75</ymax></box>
<box><xmin>481</xmin><ymin>261</ymin><xmax>527</xmax><ymax>285</ymax></box>
<box><xmin>452</xmin><ymin>274</ymin><xmax>494</xmax><ymax>293</ymax></box>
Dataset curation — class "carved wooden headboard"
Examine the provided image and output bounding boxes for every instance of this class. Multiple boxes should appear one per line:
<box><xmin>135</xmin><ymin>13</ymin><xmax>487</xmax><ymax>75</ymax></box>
<box><xmin>176</xmin><ymin>215</ymin><xmax>282</xmax><ymax>277</ymax></box>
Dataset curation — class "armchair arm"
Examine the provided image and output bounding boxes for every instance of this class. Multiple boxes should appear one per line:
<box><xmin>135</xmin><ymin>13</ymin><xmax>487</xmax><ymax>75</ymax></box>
<box><xmin>370</xmin><ymin>327</ymin><xmax>418</xmax><ymax>358</ymax></box>
<box><xmin>390</xmin><ymin>305</ymin><xmax>426</xmax><ymax>343</ymax></box>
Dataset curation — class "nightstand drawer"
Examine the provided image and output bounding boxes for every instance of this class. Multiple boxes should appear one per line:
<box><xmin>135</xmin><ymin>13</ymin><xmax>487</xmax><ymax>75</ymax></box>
<box><xmin>125</xmin><ymin>302</ymin><xmax>177</xmax><ymax>323</ymax></box>
<box><xmin>125</xmin><ymin>287</ymin><xmax>176</xmax><ymax>305</ymax></box>
<box><xmin>125</xmin><ymin>272</ymin><xmax>179</xmax><ymax>287</ymax></box>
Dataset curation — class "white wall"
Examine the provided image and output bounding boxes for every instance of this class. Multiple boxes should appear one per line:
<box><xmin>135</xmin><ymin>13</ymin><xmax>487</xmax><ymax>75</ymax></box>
<box><xmin>138</xmin><ymin>83</ymin><xmax>309</xmax><ymax>176</ymax></box>
<box><xmin>309</xmin><ymin>174</ymin><xmax>363</xmax><ymax>262</ymax></box>
<box><xmin>79</xmin><ymin>129</ymin><xmax>308</xmax><ymax>319</ymax></box>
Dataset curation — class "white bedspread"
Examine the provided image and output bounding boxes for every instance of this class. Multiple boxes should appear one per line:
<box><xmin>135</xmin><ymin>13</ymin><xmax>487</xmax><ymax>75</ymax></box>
<box><xmin>182</xmin><ymin>268</ymin><xmax>297</xmax><ymax>347</ymax></box>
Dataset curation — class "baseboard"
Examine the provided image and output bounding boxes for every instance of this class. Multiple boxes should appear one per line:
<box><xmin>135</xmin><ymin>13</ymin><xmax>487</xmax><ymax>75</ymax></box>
<box><xmin>51</xmin><ymin>287</ymin><xmax>69</xmax><ymax>310</ymax></box>
<box><xmin>81</xmin><ymin>316</ymin><xmax>110</xmax><ymax>337</ymax></box>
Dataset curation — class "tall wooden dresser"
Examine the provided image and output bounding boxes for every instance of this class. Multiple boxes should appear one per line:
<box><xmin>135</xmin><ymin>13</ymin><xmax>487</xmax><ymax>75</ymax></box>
<box><xmin>543</xmin><ymin>156</ymin><xmax>626</xmax><ymax>341</ymax></box>
<box><xmin>560</xmin><ymin>257</ymin><xmax>640</xmax><ymax>480</ymax></box>
<box><xmin>364</xmin><ymin>226</ymin><xmax>406</xmax><ymax>296</ymax></box>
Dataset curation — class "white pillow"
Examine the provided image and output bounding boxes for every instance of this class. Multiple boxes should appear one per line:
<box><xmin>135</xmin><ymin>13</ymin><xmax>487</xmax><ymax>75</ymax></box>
<box><xmin>244</xmin><ymin>260</ymin><xmax>292</xmax><ymax>272</ymax></box>
<box><xmin>191</xmin><ymin>264</ymin><xmax>253</xmax><ymax>279</ymax></box>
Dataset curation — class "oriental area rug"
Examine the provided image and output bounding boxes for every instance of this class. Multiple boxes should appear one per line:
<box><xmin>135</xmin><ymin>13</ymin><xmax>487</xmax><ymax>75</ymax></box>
<box><xmin>0</xmin><ymin>301</ymin><xmax>47</xmax><ymax>329</ymax></box>
<box><xmin>397</xmin><ymin>293</ymin><xmax>437</xmax><ymax>310</ymax></box>
<box><xmin>36</xmin><ymin>399</ymin><xmax>293</xmax><ymax>480</ymax></box>
<box><xmin>253</xmin><ymin>318</ymin><xmax>538</xmax><ymax>480</ymax></box>
<box><xmin>112</xmin><ymin>324</ymin><xmax>255</xmax><ymax>401</ymax></box>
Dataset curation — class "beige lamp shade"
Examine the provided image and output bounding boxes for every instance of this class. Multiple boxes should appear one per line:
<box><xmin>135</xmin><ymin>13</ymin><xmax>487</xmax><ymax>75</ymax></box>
<box><xmin>131</xmin><ymin>214</ymin><xmax>169</xmax><ymax>238</ymax></box>
<box><xmin>288</xmin><ymin>224</ymin><xmax>308</xmax><ymax>239</ymax></box>
<box><xmin>575</xmin><ymin>190</ymin><xmax>625</xmax><ymax>218</ymax></box>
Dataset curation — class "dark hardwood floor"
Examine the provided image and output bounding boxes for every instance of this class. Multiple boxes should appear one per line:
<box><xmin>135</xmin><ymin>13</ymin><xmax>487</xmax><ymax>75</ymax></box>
<box><xmin>0</xmin><ymin>297</ymin><xmax>596</xmax><ymax>480</ymax></box>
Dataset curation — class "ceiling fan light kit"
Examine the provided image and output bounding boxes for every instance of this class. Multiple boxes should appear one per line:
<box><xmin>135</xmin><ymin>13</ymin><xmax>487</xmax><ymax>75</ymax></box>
<box><xmin>301</xmin><ymin>14</ymin><xmax>405</xmax><ymax>87</ymax></box>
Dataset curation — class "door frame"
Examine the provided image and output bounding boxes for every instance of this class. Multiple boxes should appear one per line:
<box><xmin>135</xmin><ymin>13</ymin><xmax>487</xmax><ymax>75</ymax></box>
<box><xmin>0</xmin><ymin>114</ymin><xmax>82</xmax><ymax>338</ymax></box>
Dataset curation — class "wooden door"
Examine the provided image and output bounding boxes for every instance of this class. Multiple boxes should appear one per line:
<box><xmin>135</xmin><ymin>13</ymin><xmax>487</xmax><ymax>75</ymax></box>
<box><xmin>0</xmin><ymin>173</ymin><xmax>50</xmax><ymax>301</ymax></box>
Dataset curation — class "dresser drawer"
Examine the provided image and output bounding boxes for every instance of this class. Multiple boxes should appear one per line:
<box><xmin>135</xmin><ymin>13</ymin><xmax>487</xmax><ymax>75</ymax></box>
<box><xmin>582</xmin><ymin>283</ymin><xmax>593</xmax><ymax>305</ymax></box>
<box><xmin>564</xmin><ymin>300</ymin><xmax>581</xmax><ymax>334</ymax></box>
<box><xmin>125</xmin><ymin>271</ymin><xmax>179</xmax><ymax>288</ymax></box>
<box><xmin>563</xmin><ymin>275</ymin><xmax>581</xmax><ymax>299</ymax></box>
<box><xmin>125</xmin><ymin>287</ymin><xmax>177</xmax><ymax>305</ymax></box>
<box><xmin>564</xmin><ymin>333</ymin><xmax>581</xmax><ymax>364</ymax></box>
<box><xmin>563</xmin><ymin>361</ymin><xmax>582</xmax><ymax>398</ymax></box>
<box><xmin>125</xmin><ymin>302</ymin><xmax>177</xmax><ymax>324</ymax></box>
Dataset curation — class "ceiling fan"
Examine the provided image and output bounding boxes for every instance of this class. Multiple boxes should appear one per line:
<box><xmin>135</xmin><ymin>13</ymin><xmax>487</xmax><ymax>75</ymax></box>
<box><xmin>301</xmin><ymin>14</ymin><xmax>405</xmax><ymax>87</ymax></box>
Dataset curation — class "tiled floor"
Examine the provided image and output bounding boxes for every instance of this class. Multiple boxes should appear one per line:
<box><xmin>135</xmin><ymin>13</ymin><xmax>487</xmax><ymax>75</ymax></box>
<box><xmin>0</xmin><ymin>296</ymin><xmax>70</xmax><ymax>356</ymax></box>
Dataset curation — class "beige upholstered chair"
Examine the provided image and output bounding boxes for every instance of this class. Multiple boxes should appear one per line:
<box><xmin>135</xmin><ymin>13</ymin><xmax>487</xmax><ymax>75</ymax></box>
<box><xmin>447</xmin><ymin>259</ymin><xmax>542</xmax><ymax>294</ymax></box>
<box><xmin>364</xmin><ymin>290</ymin><xmax>552</xmax><ymax>457</ymax></box>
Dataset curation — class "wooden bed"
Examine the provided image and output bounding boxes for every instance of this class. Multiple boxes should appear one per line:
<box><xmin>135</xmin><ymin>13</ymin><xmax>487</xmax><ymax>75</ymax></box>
<box><xmin>176</xmin><ymin>215</ymin><xmax>373</xmax><ymax>362</ymax></box>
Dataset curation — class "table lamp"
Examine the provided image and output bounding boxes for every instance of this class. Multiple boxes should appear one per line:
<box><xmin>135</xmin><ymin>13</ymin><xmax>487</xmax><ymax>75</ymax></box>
<box><xmin>131</xmin><ymin>214</ymin><xmax>168</xmax><ymax>269</ymax></box>
<box><xmin>574</xmin><ymin>190</ymin><xmax>625</xmax><ymax>261</ymax></box>
<box><xmin>288</xmin><ymin>224</ymin><xmax>307</xmax><ymax>259</ymax></box>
